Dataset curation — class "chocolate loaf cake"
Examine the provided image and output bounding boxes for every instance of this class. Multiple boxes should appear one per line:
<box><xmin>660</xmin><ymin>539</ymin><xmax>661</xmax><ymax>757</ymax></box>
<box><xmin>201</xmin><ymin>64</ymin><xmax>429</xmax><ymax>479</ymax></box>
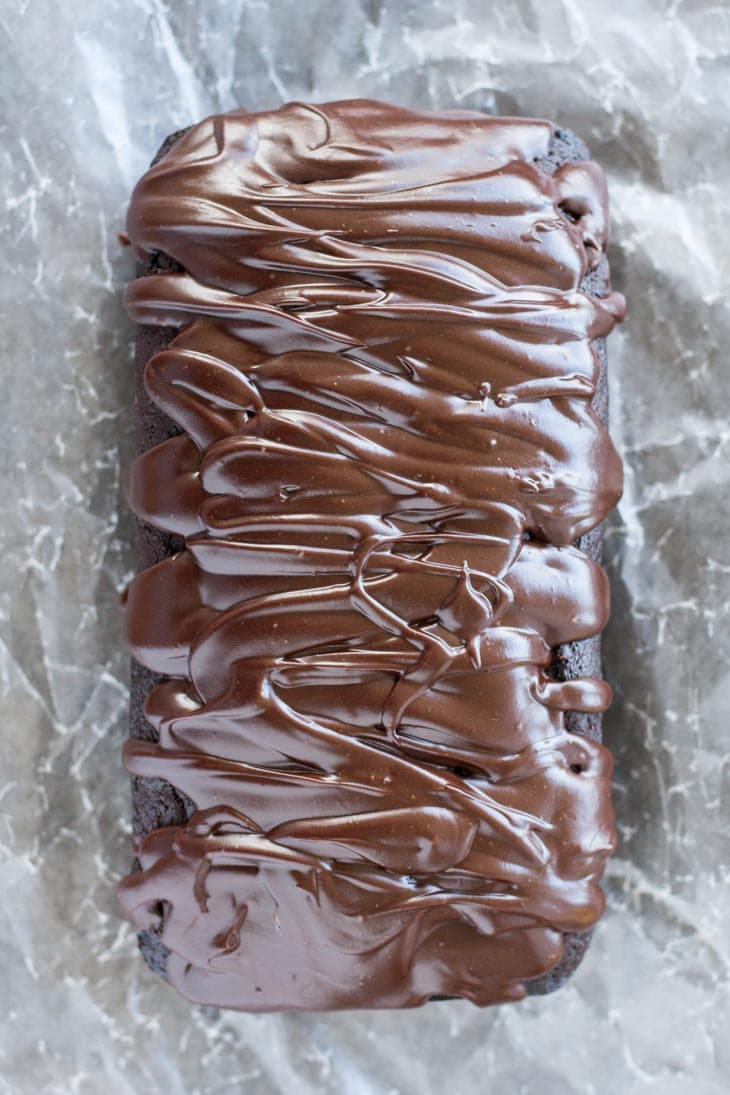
<box><xmin>119</xmin><ymin>100</ymin><xmax>624</xmax><ymax>1011</ymax></box>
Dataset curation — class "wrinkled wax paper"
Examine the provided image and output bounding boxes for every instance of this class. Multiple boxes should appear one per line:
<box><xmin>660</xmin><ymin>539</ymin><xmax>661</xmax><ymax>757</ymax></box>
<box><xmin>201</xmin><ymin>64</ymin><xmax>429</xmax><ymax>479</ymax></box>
<box><xmin>1</xmin><ymin>0</ymin><xmax>729</xmax><ymax>1092</ymax></box>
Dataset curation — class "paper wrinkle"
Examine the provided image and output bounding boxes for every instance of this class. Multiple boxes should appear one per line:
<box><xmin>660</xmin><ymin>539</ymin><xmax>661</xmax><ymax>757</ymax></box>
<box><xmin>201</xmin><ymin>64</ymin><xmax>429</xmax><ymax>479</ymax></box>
<box><xmin>1</xmin><ymin>0</ymin><xmax>728</xmax><ymax>1091</ymax></box>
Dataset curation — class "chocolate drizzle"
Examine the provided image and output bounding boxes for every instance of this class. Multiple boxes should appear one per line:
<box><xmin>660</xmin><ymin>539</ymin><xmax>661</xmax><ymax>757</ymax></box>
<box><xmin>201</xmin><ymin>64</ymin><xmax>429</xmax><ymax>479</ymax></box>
<box><xmin>119</xmin><ymin>100</ymin><xmax>624</xmax><ymax>1011</ymax></box>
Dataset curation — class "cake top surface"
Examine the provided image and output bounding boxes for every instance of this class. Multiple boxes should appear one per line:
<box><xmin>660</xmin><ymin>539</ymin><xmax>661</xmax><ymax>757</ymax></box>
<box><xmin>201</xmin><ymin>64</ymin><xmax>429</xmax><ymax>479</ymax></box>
<box><xmin>120</xmin><ymin>99</ymin><xmax>623</xmax><ymax>1011</ymax></box>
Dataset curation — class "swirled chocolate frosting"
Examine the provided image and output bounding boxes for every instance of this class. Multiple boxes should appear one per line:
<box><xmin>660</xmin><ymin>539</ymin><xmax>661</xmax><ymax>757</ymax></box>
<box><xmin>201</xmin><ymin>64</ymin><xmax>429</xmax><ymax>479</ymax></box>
<box><xmin>119</xmin><ymin>100</ymin><xmax>624</xmax><ymax>1011</ymax></box>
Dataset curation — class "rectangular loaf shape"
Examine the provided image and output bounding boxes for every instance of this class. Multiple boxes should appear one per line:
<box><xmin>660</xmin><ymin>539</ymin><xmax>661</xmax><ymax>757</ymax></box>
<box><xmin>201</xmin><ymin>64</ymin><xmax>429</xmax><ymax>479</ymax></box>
<box><xmin>120</xmin><ymin>100</ymin><xmax>624</xmax><ymax>1011</ymax></box>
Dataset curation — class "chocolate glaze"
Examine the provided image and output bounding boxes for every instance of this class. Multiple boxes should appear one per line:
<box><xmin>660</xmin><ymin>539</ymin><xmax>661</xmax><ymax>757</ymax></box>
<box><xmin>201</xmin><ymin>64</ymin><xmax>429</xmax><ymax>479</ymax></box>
<box><xmin>119</xmin><ymin>100</ymin><xmax>624</xmax><ymax>1011</ymax></box>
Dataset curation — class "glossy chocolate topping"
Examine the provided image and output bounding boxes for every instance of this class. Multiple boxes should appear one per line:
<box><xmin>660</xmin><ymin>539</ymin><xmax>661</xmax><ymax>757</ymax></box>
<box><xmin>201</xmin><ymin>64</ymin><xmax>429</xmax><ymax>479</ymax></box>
<box><xmin>119</xmin><ymin>100</ymin><xmax>624</xmax><ymax>1011</ymax></box>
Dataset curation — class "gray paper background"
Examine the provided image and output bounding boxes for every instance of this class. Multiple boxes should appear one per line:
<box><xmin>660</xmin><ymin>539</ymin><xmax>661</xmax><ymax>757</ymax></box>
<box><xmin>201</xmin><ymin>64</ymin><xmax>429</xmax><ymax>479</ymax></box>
<box><xmin>2</xmin><ymin>0</ymin><xmax>729</xmax><ymax>1091</ymax></box>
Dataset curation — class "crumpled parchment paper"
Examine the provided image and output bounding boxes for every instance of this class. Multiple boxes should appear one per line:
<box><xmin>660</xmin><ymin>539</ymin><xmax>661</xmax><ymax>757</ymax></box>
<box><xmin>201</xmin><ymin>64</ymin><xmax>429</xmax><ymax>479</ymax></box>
<box><xmin>2</xmin><ymin>1</ymin><xmax>728</xmax><ymax>1091</ymax></box>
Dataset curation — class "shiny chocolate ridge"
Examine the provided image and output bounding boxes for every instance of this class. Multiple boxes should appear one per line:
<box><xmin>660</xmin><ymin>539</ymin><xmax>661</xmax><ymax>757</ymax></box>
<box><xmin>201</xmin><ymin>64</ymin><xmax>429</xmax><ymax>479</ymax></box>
<box><xmin>119</xmin><ymin>101</ymin><xmax>624</xmax><ymax>1011</ymax></box>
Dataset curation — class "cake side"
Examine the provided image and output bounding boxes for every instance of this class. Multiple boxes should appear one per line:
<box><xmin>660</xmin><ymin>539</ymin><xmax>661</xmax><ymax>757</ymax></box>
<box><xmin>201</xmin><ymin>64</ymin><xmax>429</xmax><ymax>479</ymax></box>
<box><xmin>120</xmin><ymin>103</ymin><xmax>623</xmax><ymax>1010</ymax></box>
